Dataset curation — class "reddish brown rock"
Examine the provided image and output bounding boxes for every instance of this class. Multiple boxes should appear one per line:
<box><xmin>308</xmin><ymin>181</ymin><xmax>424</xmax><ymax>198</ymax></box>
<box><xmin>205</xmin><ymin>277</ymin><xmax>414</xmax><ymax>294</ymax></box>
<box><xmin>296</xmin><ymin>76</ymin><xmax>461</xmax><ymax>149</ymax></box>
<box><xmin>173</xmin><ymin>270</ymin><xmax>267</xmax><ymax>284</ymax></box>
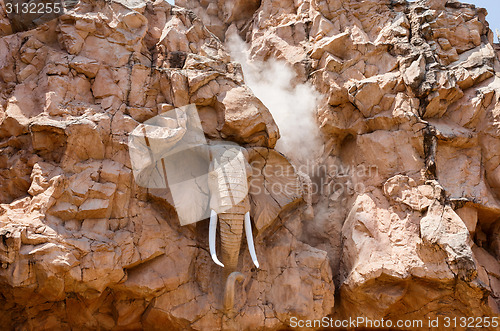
<box><xmin>1</xmin><ymin>0</ymin><xmax>500</xmax><ymax>329</ymax></box>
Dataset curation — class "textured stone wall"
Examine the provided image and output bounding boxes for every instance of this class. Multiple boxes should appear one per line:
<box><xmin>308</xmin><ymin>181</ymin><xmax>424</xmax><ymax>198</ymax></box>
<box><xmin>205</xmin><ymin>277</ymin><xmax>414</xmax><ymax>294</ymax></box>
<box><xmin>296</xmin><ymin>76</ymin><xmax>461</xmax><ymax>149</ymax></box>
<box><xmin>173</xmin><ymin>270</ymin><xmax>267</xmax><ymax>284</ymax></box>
<box><xmin>1</xmin><ymin>0</ymin><xmax>500</xmax><ymax>329</ymax></box>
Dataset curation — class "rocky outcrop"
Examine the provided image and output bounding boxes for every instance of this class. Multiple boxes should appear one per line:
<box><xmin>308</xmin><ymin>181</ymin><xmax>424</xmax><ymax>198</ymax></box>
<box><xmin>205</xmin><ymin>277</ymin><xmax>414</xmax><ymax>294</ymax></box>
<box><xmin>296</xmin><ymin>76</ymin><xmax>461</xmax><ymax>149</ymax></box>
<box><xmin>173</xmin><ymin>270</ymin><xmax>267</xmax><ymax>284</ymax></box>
<box><xmin>1</xmin><ymin>0</ymin><xmax>500</xmax><ymax>329</ymax></box>
<box><xmin>0</xmin><ymin>0</ymin><xmax>332</xmax><ymax>329</ymax></box>
<box><xmin>182</xmin><ymin>0</ymin><xmax>500</xmax><ymax>325</ymax></box>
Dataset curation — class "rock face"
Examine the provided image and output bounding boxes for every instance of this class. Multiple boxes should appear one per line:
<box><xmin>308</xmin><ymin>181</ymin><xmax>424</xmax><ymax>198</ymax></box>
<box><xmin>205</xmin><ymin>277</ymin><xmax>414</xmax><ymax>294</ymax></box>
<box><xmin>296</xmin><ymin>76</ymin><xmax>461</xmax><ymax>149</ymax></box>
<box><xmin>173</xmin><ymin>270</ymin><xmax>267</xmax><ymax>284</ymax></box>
<box><xmin>0</xmin><ymin>0</ymin><xmax>500</xmax><ymax>329</ymax></box>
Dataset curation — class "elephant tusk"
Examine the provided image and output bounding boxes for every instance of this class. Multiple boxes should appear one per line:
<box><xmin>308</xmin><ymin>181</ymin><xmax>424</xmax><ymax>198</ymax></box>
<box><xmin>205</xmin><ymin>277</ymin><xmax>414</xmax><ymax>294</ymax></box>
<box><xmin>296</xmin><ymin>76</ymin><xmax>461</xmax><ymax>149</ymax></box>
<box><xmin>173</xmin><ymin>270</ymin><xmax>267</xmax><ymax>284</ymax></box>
<box><xmin>209</xmin><ymin>210</ymin><xmax>224</xmax><ymax>268</ymax></box>
<box><xmin>244</xmin><ymin>211</ymin><xmax>259</xmax><ymax>268</ymax></box>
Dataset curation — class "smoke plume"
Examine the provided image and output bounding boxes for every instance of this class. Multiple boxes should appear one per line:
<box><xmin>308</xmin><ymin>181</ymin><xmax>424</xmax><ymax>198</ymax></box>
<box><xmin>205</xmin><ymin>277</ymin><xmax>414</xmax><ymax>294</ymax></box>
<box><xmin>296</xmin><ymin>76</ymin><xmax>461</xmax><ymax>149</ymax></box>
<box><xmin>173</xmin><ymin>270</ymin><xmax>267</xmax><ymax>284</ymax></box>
<box><xmin>226</xmin><ymin>35</ymin><xmax>323</xmax><ymax>165</ymax></box>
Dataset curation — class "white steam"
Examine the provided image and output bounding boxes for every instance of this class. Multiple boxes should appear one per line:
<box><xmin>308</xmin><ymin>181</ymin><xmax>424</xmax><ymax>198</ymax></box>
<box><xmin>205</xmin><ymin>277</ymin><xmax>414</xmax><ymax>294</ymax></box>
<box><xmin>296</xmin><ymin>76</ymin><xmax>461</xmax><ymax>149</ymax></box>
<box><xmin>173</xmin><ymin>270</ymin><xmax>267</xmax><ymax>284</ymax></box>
<box><xmin>226</xmin><ymin>35</ymin><xmax>323</xmax><ymax>165</ymax></box>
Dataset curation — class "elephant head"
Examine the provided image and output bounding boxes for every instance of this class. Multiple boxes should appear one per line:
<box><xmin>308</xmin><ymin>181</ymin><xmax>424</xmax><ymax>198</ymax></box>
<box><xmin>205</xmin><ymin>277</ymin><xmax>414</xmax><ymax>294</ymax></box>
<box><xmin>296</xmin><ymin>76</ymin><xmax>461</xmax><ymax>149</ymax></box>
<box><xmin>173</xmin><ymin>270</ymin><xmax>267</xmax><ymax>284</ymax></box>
<box><xmin>207</xmin><ymin>141</ymin><xmax>258</xmax><ymax>276</ymax></box>
<box><xmin>128</xmin><ymin>104</ymin><xmax>303</xmax><ymax>313</ymax></box>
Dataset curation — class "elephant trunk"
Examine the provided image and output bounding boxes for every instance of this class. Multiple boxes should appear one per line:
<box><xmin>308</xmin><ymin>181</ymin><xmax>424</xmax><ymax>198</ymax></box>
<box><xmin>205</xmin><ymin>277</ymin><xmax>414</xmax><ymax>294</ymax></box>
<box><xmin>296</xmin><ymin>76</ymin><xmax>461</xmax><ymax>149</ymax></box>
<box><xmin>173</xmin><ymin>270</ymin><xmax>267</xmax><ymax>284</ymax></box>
<box><xmin>219</xmin><ymin>210</ymin><xmax>245</xmax><ymax>278</ymax></box>
<box><xmin>208</xmin><ymin>195</ymin><xmax>259</xmax><ymax>275</ymax></box>
<box><xmin>224</xmin><ymin>272</ymin><xmax>245</xmax><ymax>318</ymax></box>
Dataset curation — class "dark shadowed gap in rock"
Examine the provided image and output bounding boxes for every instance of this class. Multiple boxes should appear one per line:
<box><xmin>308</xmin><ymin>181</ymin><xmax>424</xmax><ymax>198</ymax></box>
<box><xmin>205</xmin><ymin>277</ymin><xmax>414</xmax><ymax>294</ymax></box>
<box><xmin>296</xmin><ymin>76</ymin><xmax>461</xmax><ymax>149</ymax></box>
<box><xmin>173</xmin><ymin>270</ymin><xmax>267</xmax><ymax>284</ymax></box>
<box><xmin>167</xmin><ymin>51</ymin><xmax>187</xmax><ymax>69</ymax></box>
<box><xmin>30</xmin><ymin>125</ymin><xmax>67</xmax><ymax>163</ymax></box>
<box><xmin>474</xmin><ymin>207</ymin><xmax>500</xmax><ymax>256</ymax></box>
<box><xmin>423</xmin><ymin>125</ymin><xmax>437</xmax><ymax>180</ymax></box>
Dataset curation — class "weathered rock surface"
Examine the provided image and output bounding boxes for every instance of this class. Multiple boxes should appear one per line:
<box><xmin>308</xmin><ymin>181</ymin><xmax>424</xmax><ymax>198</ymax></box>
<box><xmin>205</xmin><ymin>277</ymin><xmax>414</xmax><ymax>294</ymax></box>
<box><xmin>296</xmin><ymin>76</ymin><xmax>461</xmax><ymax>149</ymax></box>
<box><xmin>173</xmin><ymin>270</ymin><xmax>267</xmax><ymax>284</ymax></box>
<box><xmin>181</xmin><ymin>0</ymin><xmax>500</xmax><ymax>326</ymax></box>
<box><xmin>0</xmin><ymin>0</ymin><xmax>330</xmax><ymax>329</ymax></box>
<box><xmin>1</xmin><ymin>0</ymin><xmax>500</xmax><ymax>329</ymax></box>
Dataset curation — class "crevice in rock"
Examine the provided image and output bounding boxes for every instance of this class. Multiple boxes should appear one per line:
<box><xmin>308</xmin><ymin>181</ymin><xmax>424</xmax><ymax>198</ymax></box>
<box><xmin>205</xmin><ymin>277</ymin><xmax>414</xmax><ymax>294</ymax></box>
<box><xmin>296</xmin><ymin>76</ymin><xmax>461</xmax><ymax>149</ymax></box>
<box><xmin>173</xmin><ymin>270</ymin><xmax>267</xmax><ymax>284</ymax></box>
<box><xmin>422</xmin><ymin>124</ymin><xmax>437</xmax><ymax>180</ymax></box>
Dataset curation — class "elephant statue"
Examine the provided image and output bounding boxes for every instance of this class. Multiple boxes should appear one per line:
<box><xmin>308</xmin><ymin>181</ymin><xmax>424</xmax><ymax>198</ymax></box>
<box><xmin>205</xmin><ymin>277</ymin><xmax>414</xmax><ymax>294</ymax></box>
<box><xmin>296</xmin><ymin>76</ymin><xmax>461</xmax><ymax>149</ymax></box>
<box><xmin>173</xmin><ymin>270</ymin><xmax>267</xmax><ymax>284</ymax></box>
<box><xmin>207</xmin><ymin>141</ymin><xmax>259</xmax><ymax>275</ymax></box>
<box><xmin>128</xmin><ymin>104</ymin><xmax>303</xmax><ymax>315</ymax></box>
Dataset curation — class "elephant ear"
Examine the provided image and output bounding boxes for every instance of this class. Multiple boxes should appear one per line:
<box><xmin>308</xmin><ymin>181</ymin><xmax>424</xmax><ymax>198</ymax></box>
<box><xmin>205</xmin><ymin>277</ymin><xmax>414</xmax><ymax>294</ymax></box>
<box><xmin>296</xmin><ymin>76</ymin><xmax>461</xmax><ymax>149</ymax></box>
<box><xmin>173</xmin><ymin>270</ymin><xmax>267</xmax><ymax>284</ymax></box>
<box><xmin>247</xmin><ymin>147</ymin><xmax>303</xmax><ymax>233</ymax></box>
<box><xmin>128</xmin><ymin>104</ymin><xmax>212</xmax><ymax>226</ymax></box>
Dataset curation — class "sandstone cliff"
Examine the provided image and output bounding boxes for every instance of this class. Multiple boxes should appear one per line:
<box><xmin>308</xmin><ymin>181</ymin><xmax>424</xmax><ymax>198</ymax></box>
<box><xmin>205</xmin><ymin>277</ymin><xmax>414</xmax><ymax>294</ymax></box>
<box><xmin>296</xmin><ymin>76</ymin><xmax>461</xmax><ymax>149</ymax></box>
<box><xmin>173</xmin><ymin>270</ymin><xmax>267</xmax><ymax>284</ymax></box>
<box><xmin>0</xmin><ymin>0</ymin><xmax>500</xmax><ymax>329</ymax></box>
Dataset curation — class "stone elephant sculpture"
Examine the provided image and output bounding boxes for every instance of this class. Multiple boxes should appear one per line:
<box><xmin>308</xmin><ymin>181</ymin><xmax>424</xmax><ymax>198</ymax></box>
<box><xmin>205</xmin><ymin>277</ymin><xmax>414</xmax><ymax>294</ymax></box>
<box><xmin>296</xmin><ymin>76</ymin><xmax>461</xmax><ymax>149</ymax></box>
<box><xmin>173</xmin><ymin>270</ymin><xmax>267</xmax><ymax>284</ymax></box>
<box><xmin>128</xmin><ymin>104</ymin><xmax>303</xmax><ymax>314</ymax></box>
<box><xmin>207</xmin><ymin>141</ymin><xmax>258</xmax><ymax>274</ymax></box>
